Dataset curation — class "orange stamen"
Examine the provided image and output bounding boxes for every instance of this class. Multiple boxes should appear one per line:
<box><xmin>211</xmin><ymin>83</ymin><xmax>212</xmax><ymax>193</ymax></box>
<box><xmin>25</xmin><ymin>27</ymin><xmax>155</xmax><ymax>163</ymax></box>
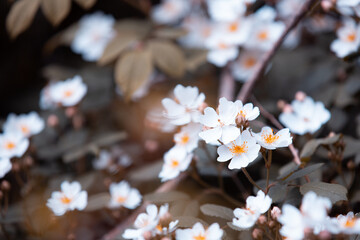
<box><xmin>257</xmin><ymin>30</ymin><xmax>268</xmax><ymax>41</ymax></box>
<box><xmin>229</xmin><ymin>142</ymin><xmax>248</xmax><ymax>155</ymax></box>
<box><xmin>60</xmin><ymin>196</ymin><xmax>72</xmax><ymax>204</ymax></box>
<box><xmin>243</xmin><ymin>57</ymin><xmax>256</xmax><ymax>69</ymax></box>
<box><xmin>5</xmin><ymin>142</ymin><xmax>15</xmax><ymax>150</ymax></box>
<box><xmin>229</xmin><ymin>22</ymin><xmax>238</xmax><ymax>32</ymax></box>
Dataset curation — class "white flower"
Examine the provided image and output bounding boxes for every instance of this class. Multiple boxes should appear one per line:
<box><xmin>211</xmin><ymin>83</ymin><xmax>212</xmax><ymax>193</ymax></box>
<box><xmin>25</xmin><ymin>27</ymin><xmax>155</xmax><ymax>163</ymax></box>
<box><xmin>199</xmin><ymin>97</ymin><xmax>240</xmax><ymax>144</ymax></box>
<box><xmin>337</xmin><ymin>0</ymin><xmax>360</xmax><ymax>7</ymax></box>
<box><xmin>46</xmin><ymin>181</ymin><xmax>88</xmax><ymax>216</ymax></box>
<box><xmin>48</xmin><ymin>75</ymin><xmax>87</xmax><ymax>107</ymax></box>
<box><xmin>39</xmin><ymin>83</ymin><xmax>57</xmax><ymax>110</ymax></box>
<box><xmin>254</xmin><ymin>126</ymin><xmax>292</xmax><ymax>150</ymax></box>
<box><xmin>0</xmin><ymin>158</ymin><xmax>12</xmax><ymax>178</ymax></box>
<box><xmin>327</xmin><ymin>212</ymin><xmax>360</xmax><ymax>235</ymax></box>
<box><xmin>123</xmin><ymin>204</ymin><xmax>169</xmax><ymax>240</ymax></box>
<box><xmin>217</xmin><ymin>129</ymin><xmax>260</xmax><ymax>169</ymax></box>
<box><xmin>232</xmin><ymin>190</ymin><xmax>272</xmax><ymax>229</ymax></box>
<box><xmin>159</xmin><ymin>147</ymin><xmax>193</xmax><ymax>182</ymax></box>
<box><xmin>278</xmin><ymin>204</ymin><xmax>306</xmax><ymax>240</ymax></box>
<box><xmin>3</xmin><ymin>112</ymin><xmax>44</xmax><ymax>138</ymax></box>
<box><xmin>92</xmin><ymin>150</ymin><xmax>112</xmax><ymax>171</ymax></box>
<box><xmin>330</xmin><ymin>18</ymin><xmax>360</xmax><ymax>58</ymax></box>
<box><xmin>220</xmin><ymin>18</ymin><xmax>252</xmax><ymax>46</ymax></box>
<box><xmin>71</xmin><ymin>11</ymin><xmax>115</xmax><ymax>61</ymax></box>
<box><xmin>235</xmin><ymin>100</ymin><xmax>260</xmax><ymax>122</ymax></box>
<box><xmin>179</xmin><ymin>15</ymin><xmax>213</xmax><ymax>48</ymax></box>
<box><xmin>277</xmin><ymin>0</ymin><xmax>305</xmax><ymax>19</ymax></box>
<box><xmin>205</xmin><ymin>33</ymin><xmax>239</xmax><ymax>67</ymax></box>
<box><xmin>175</xmin><ymin>222</ymin><xmax>223</xmax><ymax>240</ymax></box>
<box><xmin>151</xmin><ymin>0</ymin><xmax>190</xmax><ymax>24</ymax></box>
<box><xmin>174</xmin><ymin>123</ymin><xmax>202</xmax><ymax>153</ymax></box>
<box><xmin>162</xmin><ymin>84</ymin><xmax>205</xmax><ymax>125</ymax></box>
<box><xmin>108</xmin><ymin>181</ymin><xmax>142</xmax><ymax>209</ymax></box>
<box><xmin>0</xmin><ymin>132</ymin><xmax>29</xmax><ymax>158</ymax></box>
<box><xmin>207</xmin><ymin>0</ymin><xmax>246</xmax><ymax>22</ymax></box>
<box><xmin>231</xmin><ymin>50</ymin><xmax>264</xmax><ymax>82</ymax></box>
<box><xmin>300</xmin><ymin>191</ymin><xmax>332</xmax><ymax>228</ymax></box>
<box><xmin>279</xmin><ymin>96</ymin><xmax>330</xmax><ymax>135</ymax></box>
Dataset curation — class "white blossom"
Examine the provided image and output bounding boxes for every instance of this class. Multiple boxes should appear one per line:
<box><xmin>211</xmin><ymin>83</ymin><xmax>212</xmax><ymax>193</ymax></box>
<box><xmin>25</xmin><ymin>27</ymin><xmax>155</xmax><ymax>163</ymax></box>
<box><xmin>235</xmin><ymin>100</ymin><xmax>260</xmax><ymax>122</ymax></box>
<box><xmin>162</xmin><ymin>84</ymin><xmax>205</xmax><ymax>126</ymax></box>
<box><xmin>231</xmin><ymin>50</ymin><xmax>264</xmax><ymax>82</ymax></box>
<box><xmin>71</xmin><ymin>12</ymin><xmax>115</xmax><ymax>61</ymax></box>
<box><xmin>206</xmin><ymin>0</ymin><xmax>246</xmax><ymax>22</ymax></box>
<box><xmin>175</xmin><ymin>222</ymin><xmax>223</xmax><ymax>240</ymax></box>
<box><xmin>217</xmin><ymin>129</ymin><xmax>260</xmax><ymax>169</ymax></box>
<box><xmin>3</xmin><ymin>112</ymin><xmax>44</xmax><ymax>138</ymax></box>
<box><xmin>46</xmin><ymin>181</ymin><xmax>88</xmax><ymax>216</ymax></box>
<box><xmin>0</xmin><ymin>158</ymin><xmax>12</xmax><ymax>178</ymax></box>
<box><xmin>205</xmin><ymin>33</ymin><xmax>239</xmax><ymax>67</ymax></box>
<box><xmin>108</xmin><ymin>181</ymin><xmax>142</xmax><ymax>209</ymax></box>
<box><xmin>279</xmin><ymin>96</ymin><xmax>330</xmax><ymax>135</ymax></box>
<box><xmin>0</xmin><ymin>132</ymin><xmax>29</xmax><ymax>159</ymax></box>
<box><xmin>151</xmin><ymin>0</ymin><xmax>190</xmax><ymax>24</ymax></box>
<box><xmin>174</xmin><ymin>123</ymin><xmax>202</xmax><ymax>153</ymax></box>
<box><xmin>232</xmin><ymin>190</ymin><xmax>272</xmax><ymax>229</ymax></box>
<box><xmin>254</xmin><ymin>126</ymin><xmax>292</xmax><ymax>150</ymax></box>
<box><xmin>327</xmin><ymin>212</ymin><xmax>360</xmax><ymax>235</ymax></box>
<box><xmin>48</xmin><ymin>75</ymin><xmax>87</xmax><ymax>107</ymax></box>
<box><xmin>159</xmin><ymin>147</ymin><xmax>193</xmax><ymax>182</ymax></box>
<box><xmin>199</xmin><ymin>97</ymin><xmax>240</xmax><ymax>144</ymax></box>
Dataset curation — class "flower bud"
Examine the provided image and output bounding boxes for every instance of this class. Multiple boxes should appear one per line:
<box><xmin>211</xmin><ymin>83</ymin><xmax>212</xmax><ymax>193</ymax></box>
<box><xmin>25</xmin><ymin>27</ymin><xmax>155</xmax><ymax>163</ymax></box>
<box><xmin>295</xmin><ymin>91</ymin><xmax>306</xmax><ymax>101</ymax></box>
<box><xmin>271</xmin><ymin>206</ymin><xmax>281</xmax><ymax>219</ymax></box>
<box><xmin>47</xmin><ymin>114</ymin><xmax>59</xmax><ymax>127</ymax></box>
<box><xmin>1</xmin><ymin>181</ymin><xmax>11</xmax><ymax>191</ymax></box>
<box><xmin>252</xmin><ymin>228</ymin><xmax>263</xmax><ymax>240</ymax></box>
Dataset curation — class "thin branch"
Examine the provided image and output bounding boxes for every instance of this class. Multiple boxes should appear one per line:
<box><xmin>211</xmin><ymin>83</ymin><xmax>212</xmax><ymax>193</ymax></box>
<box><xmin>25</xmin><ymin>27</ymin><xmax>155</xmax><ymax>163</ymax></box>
<box><xmin>236</xmin><ymin>0</ymin><xmax>319</xmax><ymax>102</ymax></box>
<box><xmin>218</xmin><ymin>67</ymin><xmax>236</xmax><ymax>100</ymax></box>
<box><xmin>102</xmin><ymin>172</ymin><xmax>188</xmax><ymax>240</ymax></box>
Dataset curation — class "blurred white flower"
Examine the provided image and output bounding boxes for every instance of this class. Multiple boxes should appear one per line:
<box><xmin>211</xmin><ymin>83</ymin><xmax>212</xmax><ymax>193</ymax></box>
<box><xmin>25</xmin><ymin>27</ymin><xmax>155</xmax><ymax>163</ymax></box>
<box><xmin>46</xmin><ymin>181</ymin><xmax>88</xmax><ymax>216</ymax></box>
<box><xmin>174</xmin><ymin>123</ymin><xmax>202</xmax><ymax>153</ymax></box>
<box><xmin>175</xmin><ymin>222</ymin><xmax>223</xmax><ymax>240</ymax></box>
<box><xmin>152</xmin><ymin>0</ymin><xmax>190</xmax><ymax>24</ymax></box>
<box><xmin>39</xmin><ymin>83</ymin><xmax>57</xmax><ymax>110</ymax></box>
<box><xmin>207</xmin><ymin>0</ymin><xmax>246</xmax><ymax>22</ymax></box>
<box><xmin>279</xmin><ymin>96</ymin><xmax>330</xmax><ymax>135</ymax></box>
<box><xmin>3</xmin><ymin>112</ymin><xmax>44</xmax><ymax>138</ymax></box>
<box><xmin>205</xmin><ymin>33</ymin><xmax>239</xmax><ymax>67</ymax></box>
<box><xmin>231</xmin><ymin>50</ymin><xmax>264</xmax><ymax>82</ymax></box>
<box><xmin>217</xmin><ymin>129</ymin><xmax>260</xmax><ymax>169</ymax></box>
<box><xmin>159</xmin><ymin>147</ymin><xmax>193</xmax><ymax>182</ymax></box>
<box><xmin>199</xmin><ymin>97</ymin><xmax>240</xmax><ymax>144</ymax></box>
<box><xmin>0</xmin><ymin>158</ymin><xmax>12</xmax><ymax>178</ymax></box>
<box><xmin>92</xmin><ymin>150</ymin><xmax>113</xmax><ymax>171</ymax></box>
<box><xmin>71</xmin><ymin>11</ymin><xmax>116</xmax><ymax>61</ymax></box>
<box><xmin>277</xmin><ymin>0</ymin><xmax>305</xmax><ymax>19</ymax></box>
<box><xmin>279</xmin><ymin>191</ymin><xmax>332</xmax><ymax>239</ymax></box>
<box><xmin>254</xmin><ymin>126</ymin><xmax>292</xmax><ymax>150</ymax></box>
<box><xmin>330</xmin><ymin>18</ymin><xmax>360</xmax><ymax>58</ymax></box>
<box><xmin>337</xmin><ymin>0</ymin><xmax>360</xmax><ymax>7</ymax></box>
<box><xmin>48</xmin><ymin>75</ymin><xmax>87</xmax><ymax>107</ymax></box>
<box><xmin>327</xmin><ymin>211</ymin><xmax>360</xmax><ymax>234</ymax></box>
<box><xmin>108</xmin><ymin>181</ymin><xmax>142</xmax><ymax>209</ymax></box>
<box><xmin>235</xmin><ymin>100</ymin><xmax>260</xmax><ymax>122</ymax></box>
<box><xmin>179</xmin><ymin>15</ymin><xmax>213</xmax><ymax>48</ymax></box>
<box><xmin>123</xmin><ymin>204</ymin><xmax>169</xmax><ymax>240</ymax></box>
<box><xmin>233</xmin><ymin>190</ymin><xmax>272</xmax><ymax>229</ymax></box>
<box><xmin>220</xmin><ymin>18</ymin><xmax>252</xmax><ymax>46</ymax></box>
<box><xmin>0</xmin><ymin>132</ymin><xmax>29</xmax><ymax>158</ymax></box>
<box><xmin>162</xmin><ymin>84</ymin><xmax>205</xmax><ymax>125</ymax></box>
<box><xmin>305</xmin><ymin>15</ymin><xmax>336</xmax><ymax>34</ymax></box>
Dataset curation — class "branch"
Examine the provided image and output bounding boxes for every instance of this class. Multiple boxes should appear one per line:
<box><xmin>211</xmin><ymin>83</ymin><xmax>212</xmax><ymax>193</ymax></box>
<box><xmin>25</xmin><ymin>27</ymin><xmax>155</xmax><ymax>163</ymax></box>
<box><xmin>218</xmin><ymin>67</ymin><xmax>235</xmax><ymax>100</ymax></box>
<box><xmin>102</xmin><ymin>172</ymin><xmax>188</xmax><ymax>240</ymax></box>
<box><xmin>236</xmin><ymin>0</ymin><xmax>319</xmax><ymax>102</ymax></box>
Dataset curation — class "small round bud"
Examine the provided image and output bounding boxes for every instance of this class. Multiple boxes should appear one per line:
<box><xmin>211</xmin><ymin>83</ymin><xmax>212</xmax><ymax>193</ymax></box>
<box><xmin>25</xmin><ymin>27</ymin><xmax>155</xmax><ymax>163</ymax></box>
<box><xmin>258</xmin><ymin>215</ymin><xmax>267</xmax><ymax>225</ymax></box>
<box><xmin>67</xmin><ymin>233</ymin><xmax>75</xmax><ymax>240</ymax></box>
<box><xmin>1</xmin><ymin>181</ymin><xmax>11</xmax><ymax>191</ymax></box>
<box><xmin>271</xmin><ymin>206</ymin><xmax>281</xmax><ymax>220</ymax></box>
<box><xmin>12</xmin><ymin>162</ymin><xmax>20</xmax><ymax>172</ymax></box>
<box><xmin>252</xmin><ymin>228</ymin><xmax>263</xmax><ymax>240</ymax></box>
<box><xmin>143</xmin><ymin>231</ymin><xmax>152</xmax><ymax>240</ymax></box>
<box><xmin>277</xmin><ymin>100</ymin><xmax>286</xmax><ymax>110</ymax></box>
<box><xmin>65</xmin><ymin>107</ymin><xmax>77</xmax><ymax>118</ymax></box>
<box><xmin>47</xmin><ymin>114</ymin><xmax>59</xmax><ymax>127</ymax></box>
<box><xmin>72</xmin><ymin>115</ymin><xmax>84</xmax><ymax>130</ymax></box>
<box><xmin>144</xmin><ymin>140</ymin><xmax>159</xmax><ymax>152</ymax></box>
<box><xmin>24</xmin><ymin>156</ymin><xmax>34</xmax><ymax>167</ymax></box>
<box><xmin>268</xmin><ymin>220</ymin><xmax>276</xmax><ymax>228</ymax></box>
<box><xmin>198</xmin><ymin>102</ymin><xmax>208</xmax><ymax>113</ymax></box>
<box><xmin>295</xmin><ymin>91</ymin><xmax>306</xmax><ymax>101</ymax></box>
<box><xmin>283</xmin><ymin>104</ymin><xmax>293</xmax><ymax>113</ymax></box>
<box><xmin>318</xmin><ymin>230</ymin><xmax>331</xmax><ymax>240</ymax></box>
<box><xmin>347</xmin><ymin>161</ymin><xmax>356</xmax><ymax>170</ymax></box>
<box><xmin>103</xmin><ymin>178</ymin><xmax>112</xmax><ymax>188</ymax></box>
<box><xmin>321</xmin><ymin>0</ymin><xmax>333</xmax><ymax>11</ymax></box>
<box><xmin>328</xmin><ymin>132</ymin><xmax>335</xmax><ymax>138</ymax></box>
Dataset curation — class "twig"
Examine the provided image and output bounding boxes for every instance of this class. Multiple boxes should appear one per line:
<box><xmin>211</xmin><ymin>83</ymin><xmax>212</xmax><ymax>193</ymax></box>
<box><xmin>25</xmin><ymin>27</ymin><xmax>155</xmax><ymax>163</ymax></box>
<box><xmin>218</xmin><ymin>67</ymin><xmax>235</xmax><ymax>100</ymax></box>
<box><xmin>102</xmin><ymin>172</ymin><xmax>188</xmax><ymax>240</ymax></box>
<box><xmin>236</xmin><ymin>0</ymin><xmax>319</xmax><ymax>102</ymax></box>
<box><xmin>242</xmin><ymin>168</ymin><xmax>264</xmax><ymax>192</ymax></box>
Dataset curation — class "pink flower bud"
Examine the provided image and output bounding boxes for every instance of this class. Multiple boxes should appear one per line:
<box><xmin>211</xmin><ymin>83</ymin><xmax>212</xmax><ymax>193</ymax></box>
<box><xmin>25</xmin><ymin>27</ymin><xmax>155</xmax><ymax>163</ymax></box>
<box><xmin>295</xmin><ymin>91</ymin><xmax>306</xmax><ymax>101</ymax></box>
<box><xmin>271</xmin><ymin>206</ymin><xmax>281</xmax><ymax>219</ymax></box>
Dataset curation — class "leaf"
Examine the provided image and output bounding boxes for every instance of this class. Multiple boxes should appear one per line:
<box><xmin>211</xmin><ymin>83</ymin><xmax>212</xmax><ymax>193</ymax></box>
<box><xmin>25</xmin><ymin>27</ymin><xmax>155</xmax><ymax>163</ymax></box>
<box><xmin>6</xmin><ymin>0</ymin><xmax>41</xmax><ymax>39</ymax></box>
<box><xmin>128</xmin><ymin>160</ymin><xmax>163</xmax><ymax>182</ymax></box>
<box><xmin>300</xmin><ymin>134</ymin><xmax>341</xmax><ymax>160</ymax></box>
<box><xmin>227</xmin><ymin>222</ymin><xmax>246</xmax><ymax>231</ymax></box>
<box><xmin>183</xmin><ymin>200</ymin><xmax>199</xmax><ymax>217</ymax></box>
<box><xmin>281</xmin><ymin>163</ymin><xmax>324</xmax><ymax>182</ymax></box>
<box><xmin>186</xmin><ymin>49</ymin><xmax>208</xmax><ymax>71</ymax></box>
<box><xmin>175</xmin><ymin>216</ymin><xmax>208</xmax><ymax>228</ymax></box>
<box><xmin>115</xmin><ymin>49</ymin><xmax>153</xmax><ymax>100</ymax></box>
<box><xmin>74</xmin><ymin>0</ymin><xmax>97</xmax><ymax>9</ymax></box>
<box><xmin>147</xmin><ymin>40</ymin><xmax>185</xmax><ymax>78</ymax></box>
<box><xmin>144</xmin><ymin>191</ymin><xmax>190</xmax><ymax>204</ymax></box>
<box><xmin>153</xmin><ymin>27</ymin><xmax>188</xmax><ymax>39</ymax></box>
<box><xmin>267</xmin><ymin>184</ymin><xmax>287</xmax><ymax>203</ymax></box>
<box><xmin>43</xmin><ymin>23</ymin><xmax>79</xmax><ymax>54</ymax></box>
<box><xmin>41</xmin><ymin>0</ymin><xmax>71</xmax><ymax>26</ymax></box>
<box><xmin>85</xmin><ymin>193</ymin><xmax>111</xmax><ymax>212</ymax></box>
<box><xmin>114</xmin><ymin>20</ymin><xmax>152</xmax><ymax>39</ymax></box>
<box><xmin>300</xmin><ymin>182</ymin><xmax>348</xmax><ymax>204</ymax></box>
<box><xmin>200</xmin><ymin>204</ymin><xmax>234</xmax><ymax>221</ymax></box>
<box><xmin>98</xmin><ymin>35</ymin><xmax>138</xmax><ymax>65</ymax></box>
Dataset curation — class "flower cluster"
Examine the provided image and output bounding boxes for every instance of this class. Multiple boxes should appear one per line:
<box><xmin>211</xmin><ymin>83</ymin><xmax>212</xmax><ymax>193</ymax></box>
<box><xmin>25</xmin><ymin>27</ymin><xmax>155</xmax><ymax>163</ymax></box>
<box><xmin>279</xmin><ymin>191</ymin><xmax>360</xmax><ymax>239</ymax></box>
<box><xmin>108</xmin><ymin>180</ymin><xmax>142</xmax><ymax>210</ymax></box>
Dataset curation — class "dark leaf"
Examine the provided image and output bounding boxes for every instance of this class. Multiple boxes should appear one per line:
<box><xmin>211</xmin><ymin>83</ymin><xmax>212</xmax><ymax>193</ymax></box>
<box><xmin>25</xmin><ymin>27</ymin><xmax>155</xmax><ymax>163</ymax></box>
<box><xmin>144</xmin><ymin>191</ymin><xmax>190</xmax><ymax>204</ymax></box>
<box><xmin>282</xmin><ymin>163</ymin><xmax>324</xmax><ymax>182</ymax></box>
<box><xmin>200</xmin><ymin>204</ymin><xmax>234</xmax><ymax>221</ymax></box>
<box><xmin>153</xmin><ymin>27</ymin><xmax>188</xmax><ymax>39</ymax></box>
<box><xmin>85</xmin><ymin>193</ymin><xmax>111</xmax><ymax>212</ymax></box>
<box><xmin>300</xmin><ymin>182</ymin><xmax>347</xmax><ymax>204</ymax></box>
<box><xmin>41</xmin><ymin>0</ymin><xmax>71</xmax><ymax>26</ymax></box>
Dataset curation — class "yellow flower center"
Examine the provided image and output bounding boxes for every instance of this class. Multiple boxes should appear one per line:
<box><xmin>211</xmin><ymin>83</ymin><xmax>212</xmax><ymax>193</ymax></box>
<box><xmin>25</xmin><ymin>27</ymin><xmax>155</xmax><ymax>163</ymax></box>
<box><xmin>170</xmin><ymin>159</ymin><xmax>179</xmax><ymax>168</ymax></box>
<box><xmin>257</xmin><ymin>30</ymin><xmax>269</xmax><ymax>41</ymax></box>
<box><xmin>64</xmin><ymin>90</ymin><xmax>73</xmax><ymax>98</ymax></box>
<box><xmin>179</xmin><ymin>134</ymin><xmax>190</xmax><ymax>145</ymax></box>
<box><xmin>344</xmin><ymin>217</ymin><xmax>356</xmax><ymax>228</ymax></box>
<box><xmin>60</xmin><ymin>196</ymin><xmax>72</xmax><ymax>204</ymax></box>
<box><xmin>237</xmin><ymin>110</ymin><xmax>246</xmax><ymax>118</ymax></box>
<box><xmin>346</xmin><ymin>33</ymin><xmax>356</xmax><ymax>42</ymax></box>
<box><xmin>116</xmin><ymin>196</ymin><xmax>127</xmax><ymax>203</ymax></box>
<box><xmin>21</xmin><ymin>125</ymin><xmax>30</xmax><ymax>134</ymax></box>
<box><xmin>156</xmin><ymin>224</ymin><xmax>163</xmax><ymax>232</ymax></box>
<box><xmin>228</xmin><ymin>22</ymin><xmax>238</xmax><ymax>32</ymax></box>
<box><xmin>243</xmin><ymin>57</ymin><xmax>256</xmax><ymax>69</ymax></box>
<box><xmin>193</xmin><ymin>234</ymin><xmax>206</xmax><ymax>240</ymax></box>
<box><xmin>218</xmin><ymin>42</ymin><xmax>227</xmax><ymax>49</ymax></box>
<box><xmin>229</xmin><ymin>142</ymin><xmax>248</xmax><ymax>155</ymax></box>
<box><xmin>262</xmin><ymin>132</ymin><xmax>279</xmax><ymax>144</ymax></box>
<box><xmin>5</xmin><ymin>141</ymin><xmax>15</xmax><ymax>150</ymax></box>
